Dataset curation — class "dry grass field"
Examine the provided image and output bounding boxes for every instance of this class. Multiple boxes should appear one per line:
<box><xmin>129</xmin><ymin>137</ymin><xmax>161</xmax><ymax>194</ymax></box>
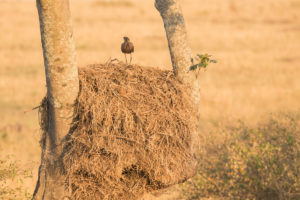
<box><xmin>0</xmin><ymin>0</ymin><xmax>299</xmax><ymax>199</ymax></box>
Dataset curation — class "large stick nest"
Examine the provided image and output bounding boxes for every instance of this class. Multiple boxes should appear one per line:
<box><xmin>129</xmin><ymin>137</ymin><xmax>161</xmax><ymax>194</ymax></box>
<box><xmin>40</xmin><ymin>61</ymin><xmax>197</xmax><ymax>200</ymax></box>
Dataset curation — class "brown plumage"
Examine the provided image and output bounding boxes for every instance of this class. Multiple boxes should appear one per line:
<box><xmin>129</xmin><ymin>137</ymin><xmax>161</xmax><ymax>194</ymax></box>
<box><xmin>121</xmin><ymin>36</ymin><xmax>134</xmax><ymax>64</ymax></box>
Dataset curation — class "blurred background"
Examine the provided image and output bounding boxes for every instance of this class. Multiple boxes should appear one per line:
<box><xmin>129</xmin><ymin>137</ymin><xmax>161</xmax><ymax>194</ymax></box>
<box><xmin>0</xmin><ymin>0</ymin><xmax>299</xmax><ymax>199</ymax></box>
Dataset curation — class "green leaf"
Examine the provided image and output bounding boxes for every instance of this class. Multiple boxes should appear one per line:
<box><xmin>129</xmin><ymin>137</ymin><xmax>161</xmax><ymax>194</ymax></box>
<box><xmin>189</xmin><ymin>64</ymin><xmax>198</xmax><ymax>71</ymax></box>
<box><xmin>191</xmin><ymin>53</ymin><xmax>217</xmax><ymax>72</ymax></box>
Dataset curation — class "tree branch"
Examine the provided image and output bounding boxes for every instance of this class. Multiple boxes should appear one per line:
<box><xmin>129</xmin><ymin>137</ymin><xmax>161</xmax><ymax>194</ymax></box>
<box><xmin>155</xmin><ymin>0</ymin><xmax>193</xmax><ymax>81</ymax></box>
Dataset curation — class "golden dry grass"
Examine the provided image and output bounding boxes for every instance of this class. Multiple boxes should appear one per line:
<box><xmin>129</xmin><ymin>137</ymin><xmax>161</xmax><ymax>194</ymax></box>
<box><xmin>0</xmin><ymin>0</ymin><xmax>299</xmax><ymax>199</ymax></box>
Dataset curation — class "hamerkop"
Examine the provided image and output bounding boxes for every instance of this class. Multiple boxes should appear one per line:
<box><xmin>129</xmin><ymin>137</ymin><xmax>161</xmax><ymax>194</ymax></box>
<box><xmin>121</xmin><ymin>36</ymin><xmax>134</xmax><ymax>64</ymax></box>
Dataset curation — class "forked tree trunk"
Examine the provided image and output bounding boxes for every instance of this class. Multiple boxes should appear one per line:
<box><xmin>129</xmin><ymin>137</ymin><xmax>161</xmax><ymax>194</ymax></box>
<box><xmin>155</xmin><ymin>0</ymin><xmax>201</xmax><ymax>122</ymax></box>
<box><xmin>33</xmin><ymin>0</ymin><xmax>198</xmax><ymax>199</ymax></box>
<box><xmin>33</xmin><ymin>0</ymin><xmax>79</xmax><ymax>199</ymax></box>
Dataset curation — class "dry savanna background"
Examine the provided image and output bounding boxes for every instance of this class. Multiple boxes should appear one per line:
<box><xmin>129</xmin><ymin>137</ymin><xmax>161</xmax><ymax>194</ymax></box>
<box><xmin>0</xmin><ymin>0</ymin><xmax>299</xmax><ymax>199</ymax></box>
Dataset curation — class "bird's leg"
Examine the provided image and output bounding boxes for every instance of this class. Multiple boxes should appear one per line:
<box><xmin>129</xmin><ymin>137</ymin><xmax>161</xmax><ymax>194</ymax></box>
<box><xmin>130</xmin><ymin>53</ymin><xmax>132</xmax><ymax>64</ymax></box>
<box><xmin>124</xmin><ymin>54</ymin><xmax>128</xmax><ymax>64</ymax></box>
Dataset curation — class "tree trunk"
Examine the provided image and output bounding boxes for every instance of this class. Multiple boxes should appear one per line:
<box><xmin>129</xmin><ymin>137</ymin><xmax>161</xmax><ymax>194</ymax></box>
<box><xmin>155</xmin><ymin>0</ymin><xmax>201</xmax><ymax>136</ymax></box>
<box><xmin>155</xmin><ymin>0</ymin><xmax>200</xmax><ymax>112</ymax></box>
<box><xmin>154</xmin><ymin>0</ymin><xmax>192</xmax><ymax>77</ymax></box>
<box><xmin>33</xmin><ymin>0</ymin><xmax>79</xmax><ymax>199</ymax></box>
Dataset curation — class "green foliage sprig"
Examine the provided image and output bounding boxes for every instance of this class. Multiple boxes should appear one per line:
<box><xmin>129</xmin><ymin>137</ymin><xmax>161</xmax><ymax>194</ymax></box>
<box><xmin>189</xmin><ymin>53</ymin><xmax>217</xmax><ymax>71</ymax></box>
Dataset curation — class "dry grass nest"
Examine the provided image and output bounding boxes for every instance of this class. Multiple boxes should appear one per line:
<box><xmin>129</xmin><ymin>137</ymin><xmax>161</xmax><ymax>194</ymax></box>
<box><xmin>40</xmin><ymin>60</ymin><xmax>197</xmax><ymax>200</ymax></box>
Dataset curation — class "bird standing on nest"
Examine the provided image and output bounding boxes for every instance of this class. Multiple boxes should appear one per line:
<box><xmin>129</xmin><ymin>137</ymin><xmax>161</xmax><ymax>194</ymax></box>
<box><xmin>121</xmin><ymin>36</ymin><xmax>134</xmax><ymax>64</ymax></box>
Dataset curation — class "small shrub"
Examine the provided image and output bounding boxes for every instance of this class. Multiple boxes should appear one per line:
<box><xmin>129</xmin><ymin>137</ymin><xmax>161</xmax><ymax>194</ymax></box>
<box><xmin>189</xmin><ymin>54</ymin><xmax>217</xmax><ymax>72</ymax></box>
<box><xmin>181</xmin><ymin>113</ymin><xmax>300</xmax><ymax>200</ymax></box>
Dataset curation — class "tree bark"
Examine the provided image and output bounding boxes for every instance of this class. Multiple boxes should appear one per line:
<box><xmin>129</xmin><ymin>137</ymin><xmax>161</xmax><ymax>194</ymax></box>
<box><xmin>33</xmin><ymin>0</ymin><xmax>79</xmax><ymax>199</ymax></box>
<box><xmin>155</xmin><ymin>0</ymin><xmax>200</xmax><ymax>173</ymax></box>
<box><xmin>154</xmin><ymin>0</ymin><xmax>192</xmax><ymax>78</ymax></box>
<box><xmin>155</xmin><ymin>0</ymin><xmax>200</xmax><ymax>111</ymax></box>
